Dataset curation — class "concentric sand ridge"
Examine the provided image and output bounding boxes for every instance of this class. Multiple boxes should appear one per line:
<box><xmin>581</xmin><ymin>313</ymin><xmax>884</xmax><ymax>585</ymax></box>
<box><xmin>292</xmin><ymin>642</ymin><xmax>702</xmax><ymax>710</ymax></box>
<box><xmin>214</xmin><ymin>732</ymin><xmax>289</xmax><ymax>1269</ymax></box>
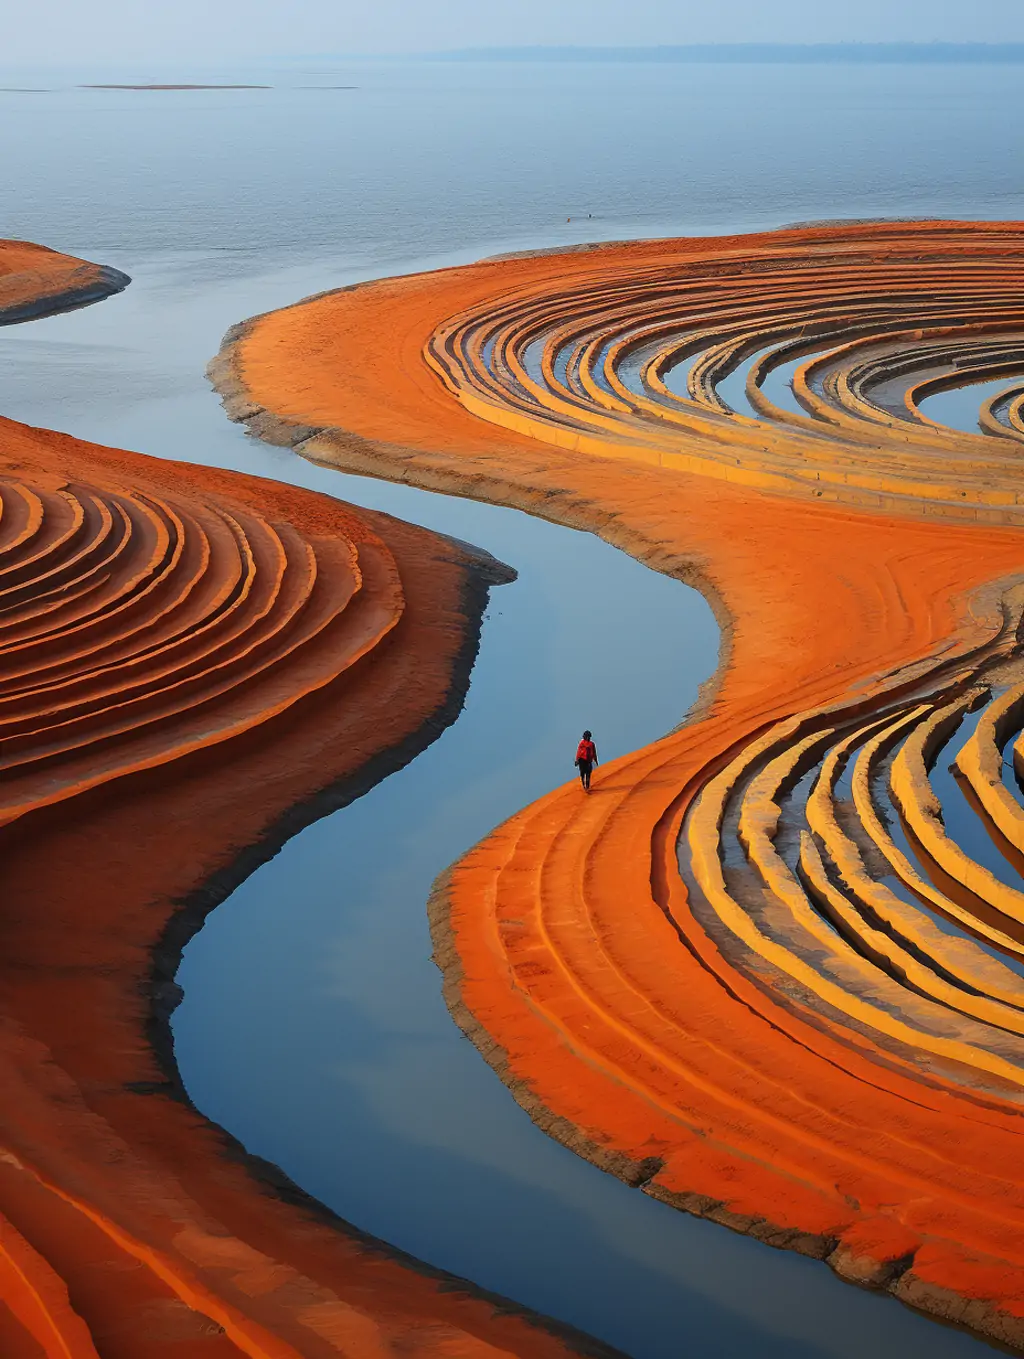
<box><xmin>425</xmin><ymin>221</ymin><xmax>1024</xmax><ymax>513</ymax></box>
<box><xmin>212</xmin><ymin>220</ymin><xmax>1024</xmax><ymax>1346</ymax></box>
<box><xmin>0</xmin><ymin>246</ymin><xmax>621</xmax><ymax>1359</ymax></box>
<box><xmin>0</xmin><ymin>468</ymin><xmax>400</xmax><ymax>823</ymax></box>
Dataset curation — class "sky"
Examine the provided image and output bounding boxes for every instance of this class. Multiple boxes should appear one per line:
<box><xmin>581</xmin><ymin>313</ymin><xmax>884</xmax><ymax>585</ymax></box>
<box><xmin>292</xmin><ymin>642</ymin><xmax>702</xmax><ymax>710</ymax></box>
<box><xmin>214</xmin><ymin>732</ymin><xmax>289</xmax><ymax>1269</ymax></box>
<box><xmin>4</xmin><ymin>0</ymin><xmax>1024</xmax><ymax>65</ymax></box>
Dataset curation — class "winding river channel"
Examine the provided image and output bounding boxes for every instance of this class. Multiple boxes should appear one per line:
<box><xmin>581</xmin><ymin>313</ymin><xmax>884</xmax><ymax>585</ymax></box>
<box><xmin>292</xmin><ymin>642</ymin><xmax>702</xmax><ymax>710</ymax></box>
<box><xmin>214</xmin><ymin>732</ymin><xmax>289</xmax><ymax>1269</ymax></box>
<box><xmin>5</xmin><ymin>57</ymin><xmax>1023</xmax><ymax>1359</ymax></box>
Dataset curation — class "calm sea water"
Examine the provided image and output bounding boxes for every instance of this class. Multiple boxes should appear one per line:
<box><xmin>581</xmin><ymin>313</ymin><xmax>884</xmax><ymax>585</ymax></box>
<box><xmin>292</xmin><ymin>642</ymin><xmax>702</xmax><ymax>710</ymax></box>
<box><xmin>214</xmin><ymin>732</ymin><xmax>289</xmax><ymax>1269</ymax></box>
<box><xmin>3</xmin><ymin>58</ymin><xmax>1024</xmax><ymax>266</ymax></box>
<box><xmin>1</xmin><ymin>58</ymin><xmax>1019</xmax><ymax>1359</ymax></box>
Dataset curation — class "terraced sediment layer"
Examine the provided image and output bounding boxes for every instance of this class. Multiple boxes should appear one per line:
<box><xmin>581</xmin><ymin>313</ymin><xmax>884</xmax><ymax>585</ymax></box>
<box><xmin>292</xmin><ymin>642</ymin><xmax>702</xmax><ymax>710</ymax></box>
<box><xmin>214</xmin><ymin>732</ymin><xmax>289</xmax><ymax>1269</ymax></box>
<box><xmin>0</xmin><ymin>246</ymin><xmax>619</xmax><ymax>1359</ymax></box>
<box><xmin>212</xmin><ymin>221</ymin><xmax>1024</xmax><ymax>1347</ymax></box>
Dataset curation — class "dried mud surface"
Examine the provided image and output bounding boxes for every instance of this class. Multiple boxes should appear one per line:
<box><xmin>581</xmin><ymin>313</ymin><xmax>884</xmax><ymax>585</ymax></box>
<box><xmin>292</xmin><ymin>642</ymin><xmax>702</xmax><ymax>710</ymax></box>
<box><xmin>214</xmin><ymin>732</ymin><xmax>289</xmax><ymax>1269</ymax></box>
<box><xmin>213</xmin><ymin>221</ymin><xmax>1024</xmax><ymax>1350</ymax></box>
<box><xmin>0</xmin><ymin>244</ymin><xmax>620</xmax><ymax>1359</ymax></box>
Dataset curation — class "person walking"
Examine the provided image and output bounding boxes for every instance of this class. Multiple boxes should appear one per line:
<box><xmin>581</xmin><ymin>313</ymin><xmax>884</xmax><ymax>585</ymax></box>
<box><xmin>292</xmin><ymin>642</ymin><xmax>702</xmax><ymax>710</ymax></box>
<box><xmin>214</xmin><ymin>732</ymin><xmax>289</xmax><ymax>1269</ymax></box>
<box><xmin>575</xmin><ymin>729</ymin><xmax>598</xmax><ymax>791</ymax></box>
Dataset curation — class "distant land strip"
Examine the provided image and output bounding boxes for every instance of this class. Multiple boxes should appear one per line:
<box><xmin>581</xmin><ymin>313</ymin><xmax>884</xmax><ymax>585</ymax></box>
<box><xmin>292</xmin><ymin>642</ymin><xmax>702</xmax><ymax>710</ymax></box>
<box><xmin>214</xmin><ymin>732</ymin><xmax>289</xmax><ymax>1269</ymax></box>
<box><xmin>432</xmin><ymin>42</ymin><xmax>1024</xmax><ymax>63</ymax></box>
<box><xmin>80</xmin><ymin>83</ymin><xmax>270</xmax><ymax>90</ymax></box>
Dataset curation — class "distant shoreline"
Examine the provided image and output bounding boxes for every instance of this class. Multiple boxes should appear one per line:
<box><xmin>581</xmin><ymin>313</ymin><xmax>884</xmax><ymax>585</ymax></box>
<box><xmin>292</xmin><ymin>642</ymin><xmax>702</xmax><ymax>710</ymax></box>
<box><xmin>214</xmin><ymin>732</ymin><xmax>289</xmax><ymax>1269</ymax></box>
<box><xmin>80</xmin><ymin>83</ymin><xmax>270</xmax><ymax>90</ymax></box>
<box><xmin>429</xmin><ymin>42</ymin><xmax>1024</xmax><ymax>64</ymax></box>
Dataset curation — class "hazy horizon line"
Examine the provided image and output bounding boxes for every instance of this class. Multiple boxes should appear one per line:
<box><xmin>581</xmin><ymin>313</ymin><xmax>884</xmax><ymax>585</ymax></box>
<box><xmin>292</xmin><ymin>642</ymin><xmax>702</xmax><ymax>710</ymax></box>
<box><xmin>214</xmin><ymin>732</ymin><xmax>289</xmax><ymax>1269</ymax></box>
<box><xmin>8</xmin><ymin>41</ymin><xmax>1024</xmax><ymax>73</ymax></box>
<box><xmin>428</xmin><ymin>41</ymin><xmax>1024</xmax><ymax>63</ymax></box>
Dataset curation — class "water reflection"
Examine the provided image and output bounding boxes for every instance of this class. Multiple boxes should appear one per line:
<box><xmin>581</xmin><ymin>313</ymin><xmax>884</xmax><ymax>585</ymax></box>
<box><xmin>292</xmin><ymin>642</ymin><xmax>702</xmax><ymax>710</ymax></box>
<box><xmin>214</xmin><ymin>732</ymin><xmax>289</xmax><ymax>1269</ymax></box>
<box><xmin>919</xmin><ymin>377</ymin><xmax>1022</xmax><ymax>434</ymax></box>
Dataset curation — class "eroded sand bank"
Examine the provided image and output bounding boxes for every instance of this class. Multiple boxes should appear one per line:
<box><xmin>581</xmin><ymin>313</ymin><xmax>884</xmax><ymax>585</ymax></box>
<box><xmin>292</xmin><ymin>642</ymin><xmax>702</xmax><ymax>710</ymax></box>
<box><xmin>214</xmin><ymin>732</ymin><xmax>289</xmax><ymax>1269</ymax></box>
<box><xmin>213</xmin><ymin>222</ymin><xmax>1024</xmax><ymax>1349</ymax></box>
<box><xmin>0</xmin><ymin>243</ymin><xmax>619</xmax><ymax>1359</ymax></box>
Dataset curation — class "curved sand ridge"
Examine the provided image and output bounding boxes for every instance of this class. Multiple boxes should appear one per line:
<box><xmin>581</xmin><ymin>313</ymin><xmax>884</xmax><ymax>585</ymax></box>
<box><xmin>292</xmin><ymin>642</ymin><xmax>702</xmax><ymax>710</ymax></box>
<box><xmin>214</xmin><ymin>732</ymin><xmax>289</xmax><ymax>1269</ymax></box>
<box><xmin>429</xmin><ymin>220</ymin><xmax>1024</xmax><ymax>515</ymax></box>
<box><xmin>0</xmin><ymin>466</ymin><xmax>402</xmax><ymax>823</ymax></box>
<box><xmin>212</xmin><ymin>221</ymin><xmax>1024</xmax><ymax>1348</ymax></box>
<box><xmin>0</xmin><ymin>248</ymin><xmax>620</xmax><ymax>1359</ymax></box>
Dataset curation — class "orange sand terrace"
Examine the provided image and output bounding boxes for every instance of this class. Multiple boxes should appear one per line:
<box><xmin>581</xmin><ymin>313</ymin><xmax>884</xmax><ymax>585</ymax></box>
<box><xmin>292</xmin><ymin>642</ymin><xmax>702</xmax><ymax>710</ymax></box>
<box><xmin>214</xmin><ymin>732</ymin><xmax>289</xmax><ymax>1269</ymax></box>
<box><xmin>215</xmin><ymin>221</ymin><xmax>1024</xmax><ymax>1348</ymax></box>
<box><xmin>0</xmin><ymin>244</ymin><xmax>617</xmax><ymax>1359</ymax></box>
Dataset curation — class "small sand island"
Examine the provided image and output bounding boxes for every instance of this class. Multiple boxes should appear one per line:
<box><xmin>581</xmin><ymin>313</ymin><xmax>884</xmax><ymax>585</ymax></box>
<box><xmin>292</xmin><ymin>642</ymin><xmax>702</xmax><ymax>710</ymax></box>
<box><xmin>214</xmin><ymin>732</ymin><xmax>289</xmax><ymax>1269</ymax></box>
<box><xmin>0</xmin><ymin>240</ymin><xmax>622</xmax><ymax>1359</ymax></box>
<box><xmin>81</xmin><ymin>83</ymin><xmax>271</xmax><ymax>90</ymax></box>
<box><xmin>211</xmin><ymin>221</ymin><xmax>1024</xmax><ymax>1350</ymax></box>
<box><xmin>0</xmin><ymin>237</ymin><xmax>128</xmax><ymax>323</ymax></box>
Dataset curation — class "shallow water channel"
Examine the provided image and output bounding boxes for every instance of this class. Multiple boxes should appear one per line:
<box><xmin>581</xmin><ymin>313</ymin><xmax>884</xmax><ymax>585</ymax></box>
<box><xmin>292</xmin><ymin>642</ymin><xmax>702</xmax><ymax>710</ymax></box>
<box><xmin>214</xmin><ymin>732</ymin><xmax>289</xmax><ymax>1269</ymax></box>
<box><xmin>0</xmin><ymin>248</ymin><xmax>1004</xmax><ymax>1359</ymax></box>
<box><xmin>919</xmin><ymin>377</ymin><xmax>1024</xmax><ymax>434</ymax></box>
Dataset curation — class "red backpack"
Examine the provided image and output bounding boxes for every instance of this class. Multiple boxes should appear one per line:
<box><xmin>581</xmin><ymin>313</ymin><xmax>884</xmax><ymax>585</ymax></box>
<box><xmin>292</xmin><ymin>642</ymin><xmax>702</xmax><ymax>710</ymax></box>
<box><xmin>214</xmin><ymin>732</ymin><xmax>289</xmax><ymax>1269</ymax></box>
<box><xmin>576</xmin><ymin>738</ymin><xmax>595</xmax><ymax>763</ymax></box>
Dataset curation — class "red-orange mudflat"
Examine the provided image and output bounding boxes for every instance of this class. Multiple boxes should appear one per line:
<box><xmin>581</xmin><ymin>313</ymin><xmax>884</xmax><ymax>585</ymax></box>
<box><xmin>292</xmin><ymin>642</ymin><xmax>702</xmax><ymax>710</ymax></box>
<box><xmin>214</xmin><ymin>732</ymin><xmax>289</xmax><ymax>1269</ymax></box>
<box><xmin>0</xmin><ymin>244</ymin><xmax>612</xmax><ymax>1359</ymax></box>
<box><xmin>216</xmin><ymin>222</ymin><xmax>1024</xmax><ymax>1348</ymax></box>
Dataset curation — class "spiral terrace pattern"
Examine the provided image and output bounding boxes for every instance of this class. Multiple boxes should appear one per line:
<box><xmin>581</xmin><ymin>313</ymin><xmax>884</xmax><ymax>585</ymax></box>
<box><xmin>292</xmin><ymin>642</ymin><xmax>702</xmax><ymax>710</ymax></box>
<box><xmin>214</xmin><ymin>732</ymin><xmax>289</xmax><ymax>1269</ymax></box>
<box><xmin>0</xmin><ymin>473</ymin><xmax>405</xmax><ymax>823</ymax></box>
<box><xmin>0</xmin><ymin>247</ymin><xmax>622</xmax><ymax>1359</ymax></box>
<box><xmin>425</xmin><ymin>220</ymin><xmax>1024</xmax><ymax>515</ymax></box>
<box><xmin>213</xmin><ymin>221</ymin><xmax>1024</xmax><ymax>1348</ymax></box>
